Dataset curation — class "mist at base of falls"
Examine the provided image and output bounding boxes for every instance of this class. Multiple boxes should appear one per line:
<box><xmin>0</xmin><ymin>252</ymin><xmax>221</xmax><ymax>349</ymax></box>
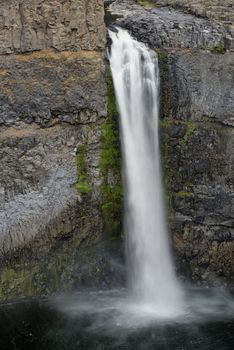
<box><xmin>109</xmin><ymin>28</ymin><xmax>184</xmax><ymax>315</ymax></box>
<box><xmin>1</xmin><ymin>288</ymin><xmax>234</xmax><ymax>350</ymax></box>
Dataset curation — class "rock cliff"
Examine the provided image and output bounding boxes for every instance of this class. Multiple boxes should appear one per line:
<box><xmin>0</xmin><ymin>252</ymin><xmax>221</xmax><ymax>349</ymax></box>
<box><xmin>107</xmin><ymin>0</ymin><xmax>234</xmax><ymax>286</ymax></box>
<box><xmin>0</xmin><ymin>0</ymin><xmax>106</xmax><ymax>53</ymax></box>
<box><xmin>1</xmin><ymin>0</ymin><xmax>234</xmax><ymax>300</ymax></box>
<box><xmin>0</xmin><ymin>0</ymin><xmax>124</xmax><ymax>301</ymax></box>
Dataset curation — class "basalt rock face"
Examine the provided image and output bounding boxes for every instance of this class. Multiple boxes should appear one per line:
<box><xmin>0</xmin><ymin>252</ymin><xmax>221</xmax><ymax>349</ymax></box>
<box><xmin>107</xmin><ymin>0</ymin><xmax>234</xmax><ymax>286</ymax></box>
<box><xmin>0</xmin><ymin>51</ymin><xmax>106</xmax><ymax>127</ymax></box>
<box><xmin>155</xmin><ymin>0</ymin><xmax>234</xmax><ymax>30</ymax></box>
<box><xmin>0</xmin><ymin>0</ymin><xmax>106</xmax><ymax>54</ymax></box>
<box><xmin>109</xmin><ymin>1</ymin><xmax>232</xmax><ymax>50</ymax></box>
<box><xmin>154</xmin><ymin>0</ymin><xmax>234</xmax><ymax>49</ymax></box>
<box><xmin>0</xmin><ymin>1</ymin><xmax>125</xmax><ymax>301</ymax></box>
<box><xmin>163</xmin><ymin>52</ymin><xmax>234</xmax><ymax>286</ymax></box>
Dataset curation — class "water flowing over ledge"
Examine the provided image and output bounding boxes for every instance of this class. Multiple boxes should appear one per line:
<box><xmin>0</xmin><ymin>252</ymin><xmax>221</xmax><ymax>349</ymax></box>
<box><xmin>109</xmin><ymin>28</ymin><xmax>184</xmax><ymax>317</ymax></box>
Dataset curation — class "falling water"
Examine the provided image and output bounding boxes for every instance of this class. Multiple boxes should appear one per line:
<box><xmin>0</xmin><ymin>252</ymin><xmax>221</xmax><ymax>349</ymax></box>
<box><xmin>109</xmin><ymin>28</ymin><xmax>184</xmax><ymax>315</ymax></box>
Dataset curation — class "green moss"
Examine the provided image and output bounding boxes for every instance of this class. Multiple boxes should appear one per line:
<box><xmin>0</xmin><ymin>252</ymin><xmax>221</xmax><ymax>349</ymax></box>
<box><xmin>137</xmin><ymin>0</ymin><xmax>156</xmax><ymax>8</ymax></box>
<box><xmin>76</xmin><ymin>145</ymin><xmax>92</xmax><ymax>195</ymax></box>
<box><xmin>179</xmin><ymin>121</ymin><xmax>197</xmax><ymax>145</ymax></box>
<box><xmin>0</xmin><ymin>264</ymin><xmax>45</xmax><ymax>301</ymax></box>
<box><xmin>210</xmin><ymin>43</ymin><xmax>226</xmax><ymax>54</ymax></box>
<box><xmin>0</xmin><ymin>249</ymin><xmax>75</xmax><ymax>301</ymax></box>
<box><xmin>100</xmin><ymin>66</ymin><xmax>123</xmax><ymax>238</ymax></box>
<box><xmin>99</xmin><ymin>124</ymin><xmax>120</xmax><ymax>171</ymax></box>
<box><xmin>160</xmin><ymin>117</ymin><xmax>185</xmax><ymax>129</ymax></box>
<box><xmin>186</xmin><ymin>121</ymin><xmax>197</xmax><ymax>137</ymax></box>
<box><xmin>76</xmin><ymin>182</ymin><xmax>91</xmax><ymax>194</ymax></box>
<box><xmin>156</xmin><ymin>49</ymin><xmax>170</xmax><ymax>119</ymax></box>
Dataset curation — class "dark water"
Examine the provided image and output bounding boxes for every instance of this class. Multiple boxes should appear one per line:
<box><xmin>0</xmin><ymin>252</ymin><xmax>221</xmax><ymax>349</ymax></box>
<box><xmin>1</xmin><ymin>289</ymin><xmax>234</xmax><ymax>350</ymax></box>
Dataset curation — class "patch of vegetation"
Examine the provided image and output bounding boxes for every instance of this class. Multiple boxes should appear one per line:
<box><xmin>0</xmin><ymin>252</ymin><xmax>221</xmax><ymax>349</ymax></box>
<box><xmin>100</xmin><ymin>66</ymin><xmax>123</xmax><ymax>238</ymax></box>
<box><xmin>137</xmin><ymin>0</ymin><xmax>156</xmax><ymax>9</ymax></box>
<box><xmin>210</xmin><ymin>43</ymin><xmax>226</xmax><ymax>54</ymax></box>
<box><xmin>76</xmin><ymin>145</ymin><xmax>92</xmax><ymax>195</ymax></box>
<box><xmin>179</xmin><ymin>121</ymin><xmax>197</xmax><ymax>145</ymax></box>
<box><xmin>0</xmin><ymin>264</ymin><xmax>45</xmax><ymax>301</ymax></box>
<box><xmin>0</xmin><ymin>250</ymin><xmax>74</xmax><ymax>302</ymax></box>
<box><xmin>174</xmin><ymin>191</ymin><xmax>194</xmax><ymax>198</ymax></box>
<box><xmin>160</xmin><ymin>117</ymin><xmax>185</xmax><ymax>129</ymax></box>
<box><xmin>156</xmin><ymin>49</ymin><xmax>170</xmax><ymax>119</ymax></box>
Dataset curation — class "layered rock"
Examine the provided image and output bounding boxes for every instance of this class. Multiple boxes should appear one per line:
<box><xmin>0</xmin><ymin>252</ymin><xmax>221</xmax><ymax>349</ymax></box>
<box><xmin>0</xmin><ymin>51</ymin><xmax>106</xmax><ymax>127</ymax></box>
<box><xmin>0</xmin><ymin>0</ymin><xmax>124</xmax><ymax>300</ymax></box>
<box><xmin>0</xmin><ymin>51</ymin><xmax>106</xmax><ymax>252</ymax></box>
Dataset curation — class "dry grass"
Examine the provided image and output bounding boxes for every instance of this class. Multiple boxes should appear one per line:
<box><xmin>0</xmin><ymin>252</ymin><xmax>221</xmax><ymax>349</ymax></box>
<box><xmin>15</xmin><ymin>50</ymin><xmax>102</xmax><ymax>61</ymax></box>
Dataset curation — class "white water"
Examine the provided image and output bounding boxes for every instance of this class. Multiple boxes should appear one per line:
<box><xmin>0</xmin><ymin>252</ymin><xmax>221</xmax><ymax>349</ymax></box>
<box><xmin>109</xmin><ymin>28</ymin><xmax>184</xmax><ymax>316</ymax></box>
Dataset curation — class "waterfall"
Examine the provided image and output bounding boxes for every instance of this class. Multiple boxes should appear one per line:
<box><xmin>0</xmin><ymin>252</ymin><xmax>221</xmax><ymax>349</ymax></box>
<box><xmin>109</xmin><ymin>28</ymin><xmax>184</xmax><ymax>315</ymax></box>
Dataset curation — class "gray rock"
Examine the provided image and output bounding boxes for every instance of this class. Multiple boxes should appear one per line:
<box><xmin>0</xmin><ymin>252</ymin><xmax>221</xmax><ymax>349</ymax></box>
<box><xmin>0</xmin><ymin>0</ymin><xmax>106</xmax><ymax>54</ymax></box>
<box><xmin>109</xmin><ymin>1</ymin><xmax>230</xmax><ymax>50</ymax></box>
<box><xmin>168</xmin><ymin>51</ymin><xmax>234</xmax><ymax>126</ymax></box>
<box><xmin>0</xmin><ymin>51</ymin><xmax>106</xmax><ymax>127</ymax></box>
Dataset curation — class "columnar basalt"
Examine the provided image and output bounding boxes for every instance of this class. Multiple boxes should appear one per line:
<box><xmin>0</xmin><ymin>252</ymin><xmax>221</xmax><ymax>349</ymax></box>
<box><xmin>0</xmin><ymin>0</ymin><xmax>106</xmax><ymax>54</ymax></box>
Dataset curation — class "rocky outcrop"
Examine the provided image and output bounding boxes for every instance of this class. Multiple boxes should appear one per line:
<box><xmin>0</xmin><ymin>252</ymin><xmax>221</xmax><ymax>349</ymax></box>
<box><xmin>155</xmin><ymin>0</ymin><xmax>234</xmax><ymax>29</ymax></box>
<box><xmin>108</xmin><ymin>0</ymin><xmax>231</xmax><ymax>50</ymax></box>
<box><xmin>107</xmin><ymin>0</ymin><xmax>234</xmax><ymax>286</ymax></box>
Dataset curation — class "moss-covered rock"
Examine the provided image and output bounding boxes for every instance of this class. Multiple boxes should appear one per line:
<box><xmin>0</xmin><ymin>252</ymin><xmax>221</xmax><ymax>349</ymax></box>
<box><xmin>76</xmin><ymin>145</ymin><xmax>92</xmax><ymax>195</ymax></box>
<box><xmin>100</xmin><ymin>66</ymin><xmax>123</xmax><ymax>239</ymax></box>
<box><xmin>210</xmin><ymin>42</ymin><xmax>226</xmax><ymax>54</ymax></box>
<box><xmin>137</xmin><ymin>0</ymin><xmax>156</xmax><ymax>9</ymax></box>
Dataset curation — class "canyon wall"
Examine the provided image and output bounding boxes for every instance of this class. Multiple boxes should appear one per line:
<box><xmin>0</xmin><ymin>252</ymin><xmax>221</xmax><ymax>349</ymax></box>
<box><xmin>0</xmin><ymin>0</ymin><xmax>124</xmax><ymax>300</ymax></box>
<box><xmin>1</xmin><ymin>0</ymin><xmax>233</xmax><ymax>300</ymax></box>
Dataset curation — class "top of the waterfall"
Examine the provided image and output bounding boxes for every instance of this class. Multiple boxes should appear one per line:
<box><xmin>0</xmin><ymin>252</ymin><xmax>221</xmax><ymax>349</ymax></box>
<box><xmin>109</xmin><ymin>27</ymin><xmax>155</xmax><ymax>55</ymax></box>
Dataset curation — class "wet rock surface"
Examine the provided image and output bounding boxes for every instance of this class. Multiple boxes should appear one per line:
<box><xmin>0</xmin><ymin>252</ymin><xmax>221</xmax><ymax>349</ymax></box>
<box><xmin>107</xmin><ymin>0</ymin><xmax>234</xmax><ymax>286</ymax></box>
<box><xmin>163</xmin><ymin>115</ymin><xmax>234</xmax><ymax>285</ymax></box>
